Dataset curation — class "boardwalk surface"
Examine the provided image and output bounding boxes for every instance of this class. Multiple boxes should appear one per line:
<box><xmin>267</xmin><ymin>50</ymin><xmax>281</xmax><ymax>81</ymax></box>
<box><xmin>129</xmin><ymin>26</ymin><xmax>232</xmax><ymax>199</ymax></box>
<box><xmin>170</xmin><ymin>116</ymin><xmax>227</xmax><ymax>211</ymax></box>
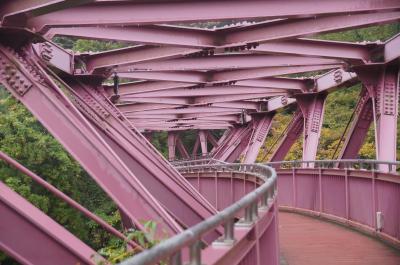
<box><xmin>279</xmin><ymin>212</ymin><xmax>400</xmax><ymax>265</ymax></box>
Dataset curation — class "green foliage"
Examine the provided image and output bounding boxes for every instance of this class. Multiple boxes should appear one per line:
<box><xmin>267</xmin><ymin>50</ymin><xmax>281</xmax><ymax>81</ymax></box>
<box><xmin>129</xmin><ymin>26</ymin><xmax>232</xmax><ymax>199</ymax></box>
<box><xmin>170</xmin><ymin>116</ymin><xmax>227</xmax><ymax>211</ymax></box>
<box><xmin>316</xmin><ymin>23</ymin><xmax>400</xmax><ymax>42</ymax></box>
<box><xmin>97</xmin><ymin>221</ymin><xmax>165</xmax><ymax>264</ymax></box>
<box><xmin>72</xmin><ymin>40</ymin><xmax>126</xmax><ymax>53</ymax></box>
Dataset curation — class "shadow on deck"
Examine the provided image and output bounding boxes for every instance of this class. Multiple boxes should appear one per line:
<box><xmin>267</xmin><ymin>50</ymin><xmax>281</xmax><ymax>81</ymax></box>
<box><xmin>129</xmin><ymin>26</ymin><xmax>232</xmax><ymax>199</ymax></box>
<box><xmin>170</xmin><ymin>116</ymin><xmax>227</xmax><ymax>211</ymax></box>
<box><xmin>279</xmin><ymin>212</ymin><xmax>400</xmax><ymax>265</ymax></box>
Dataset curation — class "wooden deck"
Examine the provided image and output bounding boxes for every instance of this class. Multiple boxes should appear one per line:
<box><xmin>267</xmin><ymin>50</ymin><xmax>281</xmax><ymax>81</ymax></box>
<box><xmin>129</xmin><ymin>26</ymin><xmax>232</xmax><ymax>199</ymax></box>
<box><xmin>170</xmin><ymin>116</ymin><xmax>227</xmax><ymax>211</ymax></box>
<box><xmin>279</xmin><ymin>212</ymin><xmax>400</xmax><ymax>265</ymax></box>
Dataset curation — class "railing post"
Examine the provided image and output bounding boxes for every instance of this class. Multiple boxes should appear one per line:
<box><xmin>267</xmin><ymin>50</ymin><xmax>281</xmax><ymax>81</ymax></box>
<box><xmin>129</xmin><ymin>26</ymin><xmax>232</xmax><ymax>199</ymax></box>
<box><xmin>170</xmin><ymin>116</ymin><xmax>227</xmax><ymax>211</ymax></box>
<box><xmin>345</xmin><ymin>168</ymin><xmax>349</xmax><ymax>220</ymax></box>
<box><xmin>170</xmin><ymin>251</ymin><xmax>182</xmax><ymax>265</ymax></box>
<box><xmin>223</xmin><ymin>219</ymin><xmax>235</xmax><ymax>244</ymax></box>
<box><xmin>252</xmin><ymin>202</ymin><xmax>259</xmax><ymax>220</ymax></box>
<box><xmin>260</xmin><ymin>190</ymin><xmax>270</xmax><ymax>209</ymax></box>
<box><xmin>189</xmin><ymin>241</ymin><xmax>203</xmax><ymax>265</ymax></box>
<box><xmin>319</xmin><ymin>167</ymin><xmax>323</xmax><ymax>213</ymax></box>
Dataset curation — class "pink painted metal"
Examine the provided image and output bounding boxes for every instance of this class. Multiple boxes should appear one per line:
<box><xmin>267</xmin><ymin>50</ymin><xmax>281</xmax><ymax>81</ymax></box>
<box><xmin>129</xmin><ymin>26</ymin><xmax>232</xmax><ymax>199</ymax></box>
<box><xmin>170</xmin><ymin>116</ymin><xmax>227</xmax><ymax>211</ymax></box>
<box><xmin>0</xmin><ymin>150</ymin><xmax>142</xmax><ymax>250</ymax></box>
<box><xmin>168</xmin><ymin>131</ymin><xmax>177</xmax><ymax>161</ymax></box>
<box><xmin>0</xmin><ymin>45</ymin><xmax>182</xmax><ymax>236</ymax></box>
<box><xmin>0</xmin><ymin>181</ymin><xmax>101</xmax><ymax>265</ymax></box>
<box><xmin>337</xmin><ymin>88</ymin><xmax>373</xmax><ymax>159</ymax></box>
<box><xmin>22</xmin><ymin>0</ymin><xmax>397</xmax><ymax>27</ymax></box>
<box><xmin>1</xmin><ymin>1</ymin><xmax>400</xmax><ymax>263</ymax></box>
<box><xmin>254</xmin><ymin>38</ymin><xmax>374</xmax><ymax>62</ymax></box>
<box><xmin>243</xmin><ymin>113</ymin><xmax>274</xmax><ymax>163</ymax></box>
<box><xmin>199</xmin><ymin>130</ymin><xmax>208</xmax><ymax>155</ymax></box>
<box><xmin>270</xmin><ymin>110</ymin><xmax>304</xmax><ymax>162</ymax></box>
<box><xmin>277</xmin><ymin>167</ymin><xmax>400</xmax><ymax>248</ymax></box>
<box><xmin>297</xmin><ymin>93</ymin><xmax>327</xmax><ymax>161</ymax></box>
<box><xmin>222</xmin><ymin>12</ymin><xmax>400</xmax><ymax>45</ymax></box>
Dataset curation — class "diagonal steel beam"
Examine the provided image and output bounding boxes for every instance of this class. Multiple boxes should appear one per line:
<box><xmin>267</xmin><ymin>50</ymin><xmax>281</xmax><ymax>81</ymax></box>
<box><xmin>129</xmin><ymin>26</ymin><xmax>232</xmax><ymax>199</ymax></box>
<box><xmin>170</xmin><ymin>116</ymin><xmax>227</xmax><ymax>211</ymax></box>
<box><xmin>0</xmin><ymin>181</ymin><xmax>101</xmax><ymax>265</ymax></box>
<box><xmin>65</xmin><ymin>79</ymin><xmax>221</xmax><ymax>241</ymax></box>
<box><xmin>337</xmin><ymin>88</ymin><xmax>373</xmax><ymax>159</ymax></box>
<box><xmin>176</xmin><ymin>135</ymin><xmax>190</xmax><ymax>159</ymax></box>
<box><xmin>269</xmin><ymin>110</ymin><xmax>304</xmax><ymax>162</ymax></box>
<box><xmin>0</xmin><ymin>44</ymin><xmax>183</xmax><ymax>236</ymax></box>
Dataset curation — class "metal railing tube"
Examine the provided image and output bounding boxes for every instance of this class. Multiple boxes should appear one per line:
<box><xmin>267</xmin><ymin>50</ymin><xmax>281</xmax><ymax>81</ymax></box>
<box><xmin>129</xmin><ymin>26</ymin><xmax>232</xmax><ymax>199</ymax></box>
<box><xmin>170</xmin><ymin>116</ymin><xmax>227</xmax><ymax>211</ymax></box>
<box><xmin>120</xmin><ymin>163</ymin><xmax>277</xmax><ymax>265</ymax></box>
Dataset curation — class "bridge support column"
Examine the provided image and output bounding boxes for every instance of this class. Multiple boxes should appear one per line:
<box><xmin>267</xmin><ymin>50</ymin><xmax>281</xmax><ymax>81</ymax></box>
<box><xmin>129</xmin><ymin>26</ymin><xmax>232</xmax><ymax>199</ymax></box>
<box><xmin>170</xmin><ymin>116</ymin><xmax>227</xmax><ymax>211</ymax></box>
<box><xmin>357</xmin><ymin>65</ymin><xmax>399</xmax><ymax>171</ymax></box>
<box><xmin>270</xmin><ymin>110</ymin><xmax>304</xmax><ymax>162</ymax></box>
<box><xmin>243</xmin><ymin>113</ymin><xmax>274</xmax><ymax>163</ymax></box>
<box><xmin>297</xmin><ymin>93</ymin><xmax>327</xmax><ymax>162</ymax></box>
<box><xmin>168</xmin><ymin>132</ymin><xmax>177</xmax><ymax>161</ymax></box>
<box><xmin>199</xmin><ymin>130</ymin><xmax>208</xmax><ymax>156</ymax></box>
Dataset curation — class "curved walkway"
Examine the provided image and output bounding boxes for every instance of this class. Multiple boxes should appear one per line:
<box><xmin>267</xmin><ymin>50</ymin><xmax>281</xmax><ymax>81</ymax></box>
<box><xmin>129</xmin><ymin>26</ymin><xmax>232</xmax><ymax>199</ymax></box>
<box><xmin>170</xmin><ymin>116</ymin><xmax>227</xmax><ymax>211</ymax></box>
<box><xmin>279</xmin><ymin>212</ymin><xmax>400</xmax><ymax>265</ymax></box>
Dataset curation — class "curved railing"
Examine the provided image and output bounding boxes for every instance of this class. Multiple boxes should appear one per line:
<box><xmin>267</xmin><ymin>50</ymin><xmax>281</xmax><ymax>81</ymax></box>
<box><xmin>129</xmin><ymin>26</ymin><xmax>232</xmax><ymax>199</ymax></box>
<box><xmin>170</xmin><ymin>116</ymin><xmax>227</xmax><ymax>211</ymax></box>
<box><xmin>268</xmin><ymin>159</ymin><xmax>400</xmax><ymax>249</ymax></box>
<box><xmin>120</xmin><ymin>162</ymin><xmax>278</xmax><ymax>265</ymax></box>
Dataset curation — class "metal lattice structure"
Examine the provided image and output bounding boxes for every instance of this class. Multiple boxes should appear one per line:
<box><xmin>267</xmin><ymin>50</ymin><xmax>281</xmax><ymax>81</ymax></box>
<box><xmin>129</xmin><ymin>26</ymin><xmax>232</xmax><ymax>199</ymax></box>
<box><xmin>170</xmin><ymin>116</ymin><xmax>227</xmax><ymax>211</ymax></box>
<box><xmin>0</xmin><ymin>1</ymin><xmax>399</xmax><ymax>265</ymax></box>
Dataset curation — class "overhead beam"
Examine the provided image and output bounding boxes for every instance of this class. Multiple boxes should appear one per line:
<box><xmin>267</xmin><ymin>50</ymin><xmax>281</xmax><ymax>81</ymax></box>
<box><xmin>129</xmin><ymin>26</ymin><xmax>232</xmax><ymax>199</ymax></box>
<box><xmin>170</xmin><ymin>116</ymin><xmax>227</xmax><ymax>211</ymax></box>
<box><xmin>121</xmin><ymin>86</ymin><xmax>288</xmax><ymax>98</ymax></box>
<box><xmin>121</xmin><ymin>55</ymin><xmax>343</xmax><ymax>72</ymax></box>
<box><xmin>194</xmin><ymin>92</ymin><xmax>286</xmax><ymax>105</ymax></box>
<box><xmin>28</xmin><ymin>0</ymin><xmax>400</xmax><ymax>31</ymax></box>
<box><xmin>1</xmin><ymin>0</ymin><xmax>93</xmax><ymax>24</ymax></box>
<box><xmin>253</xmin><ymin>38</ymin><xmax>374</xmax><ymax>62</ymax></box>
<box><xmin>117</xmin><ymin>103</ymin><xmax>180</xmax><ymax>113</ymax></box>
<box><xmin>384</xmin><ymin>33</ymin><xmax>400</xmax><ymax>63</ymax></box>
<box><xmin>315</xmin><ymin>69</ymin><xmax>358</xmax><ymax>92</ymax></box>
<box><xmin>211</xmin><ymin>64</ymin><xmax>341</xmax><ymax>82</ymax></box>
<box><xmin>119</xmin><ymin>71</ymin><xmax>207</xmax><ymax>83</ymax></box>
<box><xmin>236</xmin><ymin>78</ymin><xmax>310</xmax><ymax>90</ymax></box>
<box><xmin>105</xmin><ymin>81</ymin><xmax>193</xmax><ymax>95</ymax></box>
<box><xmin>222</xmin><ymin>12</ymin><xmax>400</xmax><ymax>46</ymax></box>
<box><xmin>46</xmin><ymin>26</ymin><xmax>216</xmax><ymax>48</ymax></box>
<box><xmin>120</xmin><ymin>97</ymin><xmax>189</xmax><ymax>105</ymax></box>
<box><xmin>83</xmin><ymin>45</ymin><xmax>200</xmax><ymax>74</ymax></box>
<box><xmin>140</xmin><ymin>125</ymin><xmax>231</xmax><ymax>132</ymax></box>
<box><xmin>129</xmin><ymin>106</ymin><xmax>242</xmax><ymax>115</ymax></box>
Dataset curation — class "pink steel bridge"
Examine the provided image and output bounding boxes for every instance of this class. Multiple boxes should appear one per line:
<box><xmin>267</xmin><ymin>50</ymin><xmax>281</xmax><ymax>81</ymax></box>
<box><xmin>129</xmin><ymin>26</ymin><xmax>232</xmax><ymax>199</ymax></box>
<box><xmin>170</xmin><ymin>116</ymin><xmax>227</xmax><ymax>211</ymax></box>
<box><xmin>0</xmin><ymin>1</ymin><xmax>399</xmax><ymax>264</ymax></box>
